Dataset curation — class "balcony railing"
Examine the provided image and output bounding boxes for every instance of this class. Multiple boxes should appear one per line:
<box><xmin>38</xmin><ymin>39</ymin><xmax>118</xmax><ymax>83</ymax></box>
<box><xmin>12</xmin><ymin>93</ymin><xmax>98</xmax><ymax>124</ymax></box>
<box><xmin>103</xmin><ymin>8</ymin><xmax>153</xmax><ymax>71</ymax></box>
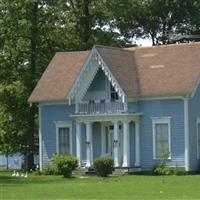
<box><xmin>75</xmin><ymin>100</ymin><xmax>127</xmax><ymax>114</ymax></box>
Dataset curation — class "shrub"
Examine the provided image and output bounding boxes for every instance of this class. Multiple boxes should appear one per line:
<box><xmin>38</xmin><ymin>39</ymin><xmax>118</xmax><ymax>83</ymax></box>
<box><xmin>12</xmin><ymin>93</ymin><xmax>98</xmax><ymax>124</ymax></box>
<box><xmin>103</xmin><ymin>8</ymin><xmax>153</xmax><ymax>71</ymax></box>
<box><xmin>43</xmin><ymin>164</ymin><xmax>59</xmax><ymax>175</ymax></box>
<box><xmin>93</xmin><ymin>156</ymin><xmax>114</xmax><ymax>177</ymax></box>
<box><xmin>174</xmin><ymin>167</ymin><xmax>187</xmax><ymax>175</ymax></box>
<box><xmin>153</xmin><ymin>164</ymin><xmax>173</xmax><ymax>175</ymax></box>
<box><xmin>52</xmin><ymin>155</ymin><xmax>78</xmax><ymax>178</ymax></box>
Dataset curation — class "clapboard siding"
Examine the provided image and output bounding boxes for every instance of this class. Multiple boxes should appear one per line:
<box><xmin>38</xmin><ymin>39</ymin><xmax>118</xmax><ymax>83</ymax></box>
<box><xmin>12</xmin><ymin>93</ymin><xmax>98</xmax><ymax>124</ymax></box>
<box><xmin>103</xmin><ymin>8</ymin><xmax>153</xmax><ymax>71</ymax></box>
<box><xmin>189</xmin><ymin>82</ymin><xmax>200</xmax><ymax>171</ymax></box>
<box><xmin>41</xmin><ymin>104</ymin><xmax>75</xmax><ymax>167</ymax></box>
<box><xmin>138</xmin><ymin>99</ymin><xmax>185</xmax><ymax>171</ymax></box>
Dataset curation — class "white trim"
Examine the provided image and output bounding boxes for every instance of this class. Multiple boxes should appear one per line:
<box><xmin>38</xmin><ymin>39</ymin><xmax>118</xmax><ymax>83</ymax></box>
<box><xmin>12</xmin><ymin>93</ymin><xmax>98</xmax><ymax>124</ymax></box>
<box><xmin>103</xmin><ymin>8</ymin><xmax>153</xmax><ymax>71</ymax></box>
<box><xmin>152</xmin><ymin>117</ymin><xmax>171</xmax><ymax>160</ymax></box>
<box><xmin>129</xmin><ymin>95</ymin><xmax>187</xmax><ymax>102</ymax></box>
<box><xmin>38</xmin><ymin>95</ymin><xmax>188</xmax><ymax>105</ymax></box>
<box><xmin>55</xmin><ymin>121</ymin><xmax>72</xmax><ymax>155</ymax></box>
<box><xmin>196</xmin><ymin>118</ymin><xmax>200</xmax><ymax>159</ymax></box>
<box><xmin>184</xmin><ymin>98</ymin><xmax>190</xmax><ymax>171</ymax></box>
<box><xmin>71</xmin><ymin>112</ymin><xmax>142</xmax><ymax>123</ymax></box>
<box><xmin>40</xmin><ymin>102</ymin><xmax>68</xmax><ymax>106</ymax></box>
<box><xmin>38</xmin><ymin>104</ymin><xmax>43</xmax><ymax>171</ymax></box>
<box><xmin>67</xmin><ymin>50</ymin><xmax>94</xmax><ymax>101</ymax></box>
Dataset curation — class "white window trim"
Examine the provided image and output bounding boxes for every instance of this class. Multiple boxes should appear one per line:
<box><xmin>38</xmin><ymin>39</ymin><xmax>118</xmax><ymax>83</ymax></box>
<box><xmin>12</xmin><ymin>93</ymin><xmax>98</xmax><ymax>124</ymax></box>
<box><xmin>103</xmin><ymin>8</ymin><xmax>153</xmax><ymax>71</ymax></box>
<box><xmin>196</xmin><ymin>118</ymin><xmax>200</xmax><ymax>159</ymax></box>
<box><xmin>55</xmin><ymin>121</ymin><xmax>73</xmax><ymax>155</ymax></box>
<box><xmin>152</xmin><ymin>117</ymin><xmax>171</xmax><ymax>160</ymax></box>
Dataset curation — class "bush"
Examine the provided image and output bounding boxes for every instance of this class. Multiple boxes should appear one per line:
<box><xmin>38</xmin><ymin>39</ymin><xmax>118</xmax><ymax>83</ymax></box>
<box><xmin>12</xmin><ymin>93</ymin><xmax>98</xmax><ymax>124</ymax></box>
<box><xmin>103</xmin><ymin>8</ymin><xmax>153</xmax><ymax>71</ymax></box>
<box><xmin>174</xmin><ymin>167</ymin><xmax>187</xmax><ymax>175</ymax></box>
<box><xmin>43</xmin><ymin>164</ymin><xmax>59</xmax><ymax>175</ymax></box>
<box><xmin>93</xmin><ymin>156</ymin><xmax>114</xmax><ymax>177</ymax></box>
<box><xmin>153</xmin><ymin>164</ymin><xmax>173</xmax><ymax>175</ymax></box>
<box><xmin>52</xmin><ymin>155</ymin><xmax>78</xmax><ymax>178</ymax></box>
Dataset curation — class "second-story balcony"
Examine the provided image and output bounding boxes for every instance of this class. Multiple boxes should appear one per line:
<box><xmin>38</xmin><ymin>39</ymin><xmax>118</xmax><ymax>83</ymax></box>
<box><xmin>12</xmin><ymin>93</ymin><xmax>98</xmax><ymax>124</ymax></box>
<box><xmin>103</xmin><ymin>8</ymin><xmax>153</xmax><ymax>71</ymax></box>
<box><xmin>75</xmin><ymin>100</ymin><xmax>127</xmax><ymax>114</ymax></box>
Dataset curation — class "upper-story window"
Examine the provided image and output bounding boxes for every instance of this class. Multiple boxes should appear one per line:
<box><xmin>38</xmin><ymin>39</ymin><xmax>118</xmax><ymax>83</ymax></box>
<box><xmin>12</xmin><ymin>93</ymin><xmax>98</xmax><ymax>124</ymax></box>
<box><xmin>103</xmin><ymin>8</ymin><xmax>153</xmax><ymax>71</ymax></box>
<box><xmin>110</xmin><ymin>84</ymin><xmax>119</xmax><ymax>101</ymax></box>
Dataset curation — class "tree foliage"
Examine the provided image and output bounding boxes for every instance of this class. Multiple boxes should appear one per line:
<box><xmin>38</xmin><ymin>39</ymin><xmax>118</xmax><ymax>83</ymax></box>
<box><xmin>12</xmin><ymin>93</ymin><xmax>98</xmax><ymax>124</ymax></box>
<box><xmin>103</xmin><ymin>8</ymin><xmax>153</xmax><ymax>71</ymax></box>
<box><xmin>0</xmin><ymin>0</ymin><xmax>125</xmax><ymax>170</ymax></box>
<box><xmin>1</xmin><ymin>0</ymin><xmax>200</xmax><ymax>170</ymax></box>
<box><xmin>108</xmin><ymin>0</ymin><xmax>200</xmax><ymax>45</ymax></box>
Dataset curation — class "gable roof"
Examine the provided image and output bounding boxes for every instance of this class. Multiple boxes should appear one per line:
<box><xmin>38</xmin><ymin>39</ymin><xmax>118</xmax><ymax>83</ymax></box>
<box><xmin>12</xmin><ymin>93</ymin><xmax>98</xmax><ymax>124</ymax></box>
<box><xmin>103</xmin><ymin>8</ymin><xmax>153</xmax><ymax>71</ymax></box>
<box><xmin>28</xmin><ymin>51</ymin><xmax>89</xmax><ymax>103</ymax></box>
<box><xmin>95</xmin><ymin>46</ymin><xmax>140</xmax><ymax>97</ymax></box>
<box><xmin>29</xmin><ymin>42</ymin><xmax>200</xmax><ymax>103</ymax></box>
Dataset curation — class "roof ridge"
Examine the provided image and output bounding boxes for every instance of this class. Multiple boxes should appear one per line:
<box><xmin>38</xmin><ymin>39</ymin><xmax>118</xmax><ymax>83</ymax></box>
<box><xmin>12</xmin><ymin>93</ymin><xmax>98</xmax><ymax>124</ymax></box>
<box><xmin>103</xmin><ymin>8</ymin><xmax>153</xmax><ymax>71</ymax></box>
<box><xmin>54</xmin><ymin>42</ymin><xmax>200</xmax><ymax>55</ymax></box>
<box><xmin>94</xmin><ymin>44</ymin><xmax>130</xmax><ymax>51</ymax></box>
<box><xmin>56</xmin><ymin>50</ymin><xmax>90</xmax><ymax>54</ymax></box>
<box><xmin>125</xmin><ymin>41</ymin><xmax>200</xmax><ymax>51</ymax></box>
<box><xmin>94</xmin><ymin>44</ymin><xmax>138</xmax><ymax>55</ymax></box>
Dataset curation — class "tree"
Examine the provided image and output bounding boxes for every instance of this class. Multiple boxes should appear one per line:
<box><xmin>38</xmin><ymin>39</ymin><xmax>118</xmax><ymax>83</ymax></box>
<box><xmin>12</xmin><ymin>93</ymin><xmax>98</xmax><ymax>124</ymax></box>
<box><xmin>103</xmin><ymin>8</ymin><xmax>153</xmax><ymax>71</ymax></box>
<box><xmin>0</xmin><ymin>0</ymin><xmax>127</xmax><ymax>170</ymax></box>
<box><xmin>108</xmin><ymin>0</ymin><xmax>200</xmax><ymax>45</ymax></box>
<box><xmin>0</xmin><ymin>0</ymin><xmax>72</xmax><ymax>170</ymax></box>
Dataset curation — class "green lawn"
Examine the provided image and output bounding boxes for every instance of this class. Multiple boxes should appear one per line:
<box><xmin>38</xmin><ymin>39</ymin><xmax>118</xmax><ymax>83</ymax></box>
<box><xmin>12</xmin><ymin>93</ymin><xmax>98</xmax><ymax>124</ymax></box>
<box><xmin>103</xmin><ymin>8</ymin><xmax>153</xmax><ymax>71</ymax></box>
<box><xmin>1</xmin><ymin>171</ymin><xmax>200</xmax><ymax>200</ymax></box>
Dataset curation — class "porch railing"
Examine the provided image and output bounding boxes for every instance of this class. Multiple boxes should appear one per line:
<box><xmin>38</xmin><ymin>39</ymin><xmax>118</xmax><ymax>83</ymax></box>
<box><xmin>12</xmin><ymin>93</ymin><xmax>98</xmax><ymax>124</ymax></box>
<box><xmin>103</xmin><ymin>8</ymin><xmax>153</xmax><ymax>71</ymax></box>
<box><xmin>75</xmin><ymin>100</ymin><xmax>127</xmax><ymax>114</ymax></box>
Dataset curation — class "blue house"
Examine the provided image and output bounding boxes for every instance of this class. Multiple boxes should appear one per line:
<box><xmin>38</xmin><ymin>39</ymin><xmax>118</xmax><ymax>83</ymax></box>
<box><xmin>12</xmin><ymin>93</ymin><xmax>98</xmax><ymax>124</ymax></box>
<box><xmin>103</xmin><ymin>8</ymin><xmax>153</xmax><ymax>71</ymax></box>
<box><xmin>29</xmin><ymin>43</ymin><xmax>200</xmax><ymax>172</ymax></box>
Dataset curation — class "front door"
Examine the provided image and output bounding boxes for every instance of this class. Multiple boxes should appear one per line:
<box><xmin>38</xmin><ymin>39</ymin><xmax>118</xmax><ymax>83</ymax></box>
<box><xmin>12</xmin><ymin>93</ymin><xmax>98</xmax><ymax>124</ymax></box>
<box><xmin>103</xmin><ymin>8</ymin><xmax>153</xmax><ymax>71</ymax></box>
<box><xmin>103</xmin><ymin>124</ymin><xmax>123</xmax><ymax>166</ymax></box>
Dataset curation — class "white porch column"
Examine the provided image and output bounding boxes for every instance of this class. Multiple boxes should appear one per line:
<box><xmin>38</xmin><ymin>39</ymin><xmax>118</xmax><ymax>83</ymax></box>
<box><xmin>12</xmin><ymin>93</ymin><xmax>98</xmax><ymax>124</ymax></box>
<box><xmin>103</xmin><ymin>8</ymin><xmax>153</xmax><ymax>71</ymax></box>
<box><xmin>86</xmin><ymin>122</ymin><xmax>93</xmax><ymax>168</ymax></box>
<box><xmin>135</xmin><ymin>120</ymin><xmax>140</xmax><ymax>166</ymax></box>
<box><xmin>122</xmin><ymin>120</ymin><xmax>130</xmax><ymax>167</ymax></box>
<box><xmin>101</xmin><ymin>123</ymin><xmax>106</xmax><ymax>156</ymax></box>
<box><xmin>76</xmin><ymin>122</ymin><xmax>82</xmax><ymax>167</ymax></box>
<box><xmin>113</xmin><ymin>121</ymin><xmax>120</xmax><ymax>167</ymax></box>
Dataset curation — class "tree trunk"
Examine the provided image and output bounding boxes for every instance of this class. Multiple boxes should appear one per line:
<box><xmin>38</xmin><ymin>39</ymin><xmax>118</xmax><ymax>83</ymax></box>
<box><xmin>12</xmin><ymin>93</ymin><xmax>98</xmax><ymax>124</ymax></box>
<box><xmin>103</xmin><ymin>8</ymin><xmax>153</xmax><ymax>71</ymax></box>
<box><xmin>27</xmin><ymin>1</ymin><xmax>38</xmax><ymax>171</ymax></box>
<box><xmin>6</xmin><ymin>154</ymin><xmax>9</xmax><ymax>170</ymax></box>
<box><xmin>150</xmin><ymin>33</ymin><xmax>156</xmax><ymax>46</ymax></box>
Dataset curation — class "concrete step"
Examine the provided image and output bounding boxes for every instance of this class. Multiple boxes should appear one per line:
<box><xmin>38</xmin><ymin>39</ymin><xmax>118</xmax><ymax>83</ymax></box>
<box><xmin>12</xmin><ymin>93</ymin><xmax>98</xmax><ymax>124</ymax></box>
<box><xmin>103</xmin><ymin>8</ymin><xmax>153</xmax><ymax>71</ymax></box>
<box><xmin>113</xmin><ymin>167</ymin><xmax>142</xmax><ymax>176</ymax></box>
<box><xmin>73</xmin><ymin>167</ymin><xmax>96</xmax><ymax>176</ymax></box>
<box><xmin>73</xmin><ymin>167</ymin><xmax>87</xmax><ymax>176</ymax></box>
<box><xmin>85</xmin><ymin>167</ymin><xmax>96</xmax><ymax>176</ymax></box>
<box><xmin>73</xmin><ymin>166</ymin><xmax>142</xmax><ymax>176</ymax></box>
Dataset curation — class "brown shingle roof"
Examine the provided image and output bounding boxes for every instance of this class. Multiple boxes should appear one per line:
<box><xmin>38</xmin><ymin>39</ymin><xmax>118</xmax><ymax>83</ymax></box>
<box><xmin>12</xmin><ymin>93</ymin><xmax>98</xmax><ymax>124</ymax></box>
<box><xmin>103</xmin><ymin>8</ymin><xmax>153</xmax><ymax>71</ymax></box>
<box><xmin>28</xmin><ymin>51</ymin><xmax>89</xmax><ymax>103</ymax></box>
<box><xmin>29</xmin><ymin>42</ymin><xmax>200</xmax><ymax>103</ymax></box>
<box><xmin>132</xmin><ymin>42</ymin><xmax>200</xmax><ymax>97</ymax></box>
<box><xmin>95</xmin><ymin>45</ymin><xmax>140</xmax><ymax>97</ymax></box>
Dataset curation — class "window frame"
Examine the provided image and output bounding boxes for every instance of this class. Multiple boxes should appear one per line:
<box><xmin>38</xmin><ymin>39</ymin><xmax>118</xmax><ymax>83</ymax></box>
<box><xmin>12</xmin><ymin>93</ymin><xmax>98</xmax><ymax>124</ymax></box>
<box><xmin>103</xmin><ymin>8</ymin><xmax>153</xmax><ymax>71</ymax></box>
<box><xmin>55</xmin><ymin>121</ymin><xmax>72</xmax><ymax>155</ymax></box>
<box><xmin>196</xmin><ymin>118</ymin><xmax>200</xmax><ymax>159</ymax></box>
<box><xmin>152</xmin><ymin>117</ymin><xmax>171</xmax><ymax>160</ymax></box>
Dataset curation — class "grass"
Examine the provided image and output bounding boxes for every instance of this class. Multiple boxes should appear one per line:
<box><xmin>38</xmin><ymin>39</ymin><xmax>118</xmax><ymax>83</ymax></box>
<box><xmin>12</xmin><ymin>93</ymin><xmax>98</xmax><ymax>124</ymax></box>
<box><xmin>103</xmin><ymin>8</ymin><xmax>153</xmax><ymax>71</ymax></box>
<box><xmin>1</xmin><ymin>171</ymin><xmax>200</xmax><ymax>200</ymax></box>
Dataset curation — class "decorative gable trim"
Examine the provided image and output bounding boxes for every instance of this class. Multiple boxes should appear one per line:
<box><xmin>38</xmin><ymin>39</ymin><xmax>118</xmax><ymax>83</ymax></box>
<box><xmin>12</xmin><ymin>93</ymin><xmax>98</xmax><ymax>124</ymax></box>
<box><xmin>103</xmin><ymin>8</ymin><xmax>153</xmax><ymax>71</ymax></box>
<box><xmin>67</xmin><ymin>49</ymin><xmax>98</xmax><ymax>103</ymax></box>
<box><xmin>67</xmin><ymin>47</ymin><xmax>126</xmax><ymax>104</ymax></box>
<box><xmin>94</xmin><ymin>47</ymin><xmax>126</xmax><ymax>102</ymax></box>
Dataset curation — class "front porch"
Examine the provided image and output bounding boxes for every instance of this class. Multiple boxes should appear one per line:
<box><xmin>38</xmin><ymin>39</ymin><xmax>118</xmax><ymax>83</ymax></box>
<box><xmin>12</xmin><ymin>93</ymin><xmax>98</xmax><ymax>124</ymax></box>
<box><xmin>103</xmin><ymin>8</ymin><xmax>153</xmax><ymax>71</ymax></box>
<box><xmin>72</xmin><ymin>113</ymin><xmax>142</xmax><ymax>169</ymax></box>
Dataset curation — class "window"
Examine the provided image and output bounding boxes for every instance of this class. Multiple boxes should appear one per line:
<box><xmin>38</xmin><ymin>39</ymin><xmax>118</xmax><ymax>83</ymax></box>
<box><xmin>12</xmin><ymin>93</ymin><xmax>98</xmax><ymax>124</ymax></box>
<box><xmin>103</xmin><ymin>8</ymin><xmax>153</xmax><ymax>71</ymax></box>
<box><xmin>56</xmin><ymin>122</ymin><xmax>72</xmax><ymax>155</ymax></box>
<box><xmin>197</xmin><ymin>118</ymin><xmax>200</xmax><ymax>159</ymax></box>
<box><xmin>110</xmin><ymin>84</ymin><xmax>119</xmax><ymax>100</ymax></box>
<box><xmin>58</xmin><ymin>127</ymin><xmax>70</xmax><ymax>155</ymax></box>
<box><xmin>152</xmin><ymin>117</ymin><xmax>171</xmax><ymax>159</ymax></box>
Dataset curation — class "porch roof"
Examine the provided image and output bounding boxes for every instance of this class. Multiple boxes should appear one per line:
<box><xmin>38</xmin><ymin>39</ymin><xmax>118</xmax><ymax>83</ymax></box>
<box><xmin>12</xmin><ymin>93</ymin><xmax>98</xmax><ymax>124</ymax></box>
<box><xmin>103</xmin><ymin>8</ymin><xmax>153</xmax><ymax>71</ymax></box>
<box><xmin>70</xmin><ymin>112</ymin><xmax>143</xmax><ymax>123</ymax></box>
<box><xmin>29</xmin><ymin>42</ymin><xmax>200</xmax><ymax>103</ymax></box>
